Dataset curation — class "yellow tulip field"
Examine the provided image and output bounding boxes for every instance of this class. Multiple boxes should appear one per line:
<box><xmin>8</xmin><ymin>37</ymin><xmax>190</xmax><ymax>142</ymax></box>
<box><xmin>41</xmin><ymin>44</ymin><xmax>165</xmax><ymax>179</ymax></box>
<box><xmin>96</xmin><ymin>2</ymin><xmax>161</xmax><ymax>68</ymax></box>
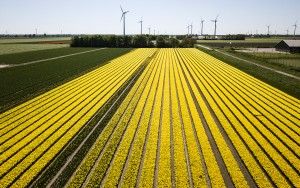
<box><xmin>0</xmin><ymin>48</ymin><xmax>299</xmax><ymax>187</ymax></box>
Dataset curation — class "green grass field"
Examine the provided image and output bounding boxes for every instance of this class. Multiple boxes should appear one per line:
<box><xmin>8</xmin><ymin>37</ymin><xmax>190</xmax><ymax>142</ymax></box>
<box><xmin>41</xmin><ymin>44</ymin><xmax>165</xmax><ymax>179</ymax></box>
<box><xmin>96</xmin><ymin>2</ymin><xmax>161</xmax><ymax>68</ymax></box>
<box><xmin>0</xmin><ymin>48</ymin><xmax>132</xmax><ymax>111</ymax></box>
<box><xmin>0</xmin><ymin>37</ymin><xmax>71</xmax><ymax>44</ymax></box>
<box><xmin>0</xmin><ymin>47</ymin><xmax>99</xmax><ymax>65</ymax></box>
<box><xmin>0</xmin><ymin>44</ymin><xmax>69</xmax><ymax>55</ymax></box>
<box><xmin>233</xmin><ymin>51</ymin><xmax>300</xmax><ymax>69</ymax></box>
<box><xmin>269</xmin><ymin>59</ymin><xmax>300</xmax><ymax>67</ymax></box>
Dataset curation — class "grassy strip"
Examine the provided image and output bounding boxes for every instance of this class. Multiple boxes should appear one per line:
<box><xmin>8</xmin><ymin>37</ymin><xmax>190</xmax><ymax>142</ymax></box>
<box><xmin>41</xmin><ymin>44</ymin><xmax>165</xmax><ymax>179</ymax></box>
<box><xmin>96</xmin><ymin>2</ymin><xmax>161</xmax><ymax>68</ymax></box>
<box><xmin>196</xmin><ymin>46</ymin><xmax>300</xmax><ymax>99</ymax></box>
<box><xmin>30</xmin><ymin>56</ymin><xmax>149</xmax><ymax>188</ymax></box>
<box><xmin>0</xmin><ymin>48</ymin><xmax>132</xmax><ymax>112</ymax></box>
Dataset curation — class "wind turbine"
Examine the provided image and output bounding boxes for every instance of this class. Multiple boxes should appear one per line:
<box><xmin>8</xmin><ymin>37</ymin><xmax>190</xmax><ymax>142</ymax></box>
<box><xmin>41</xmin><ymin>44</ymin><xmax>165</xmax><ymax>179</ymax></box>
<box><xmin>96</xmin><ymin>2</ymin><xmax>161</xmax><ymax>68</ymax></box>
<box><xmin>211</xmin><ymin>15</ymin><xmax>219</xmax><ymax>39</ymax></box>
<box><xmin>35</xmin><ymin>28</ymin><xmax>38</xmax><ymax>35</ymax></box>
<box><xmin>148</xmin><ymin>27</ymin><xmax>151</xmax><ymax>35</ymax></box>
<box><xmin>187</xmin><ymin>25</ymin><xmax>190</xmax><ymax>35</ymax></box>
<box><xmin>190</xmin><ymin>23</ymin><xmax>193</xmax><ymax>35</ymax></box>
<box><xmin>200</xmin><ymin>19</ymin><xmax>205</xmax><ymax>35</ymax></box>
<box><xmin>120</xmin><ymin>6</ymin><xmax>129</xmax><ymax>36</ymax></box>
<box><xmin>286</xmin><ymin>28</ymin><xmax>289</xmax><ymax>35</ymax></box>
<box><xmin>267</xmin><ymin>25</ymin><xmax>270</xmax><ymax>35</ymax></box>
<box><xmin>138</xmin><ymin>17</ymin><xmax>143</xmax><ymax>35</ymax></box>
<box><xmin>292</xmin><ymin>21</ymin><xmax>298</xmax><ymax>37</ymax></box>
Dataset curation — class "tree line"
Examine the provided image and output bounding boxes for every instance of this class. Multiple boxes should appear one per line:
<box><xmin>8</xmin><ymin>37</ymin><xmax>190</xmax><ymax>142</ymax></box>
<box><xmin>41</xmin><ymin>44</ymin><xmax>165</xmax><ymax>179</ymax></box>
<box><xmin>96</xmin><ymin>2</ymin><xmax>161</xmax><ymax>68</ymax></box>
<box><xmin>70</xmin><ymin>35</ymin><xmax>196</xmax><ymax>48</ymax></box>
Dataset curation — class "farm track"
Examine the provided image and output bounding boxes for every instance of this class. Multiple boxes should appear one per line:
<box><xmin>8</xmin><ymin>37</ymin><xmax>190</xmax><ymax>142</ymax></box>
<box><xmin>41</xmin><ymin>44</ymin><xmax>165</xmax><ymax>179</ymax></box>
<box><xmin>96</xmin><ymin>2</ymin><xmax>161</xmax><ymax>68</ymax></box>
<box><xmin>1</xmin><ymin>48</ymin><xmax>299</xmax><ymax>187</ymax></box>
<box><xmin>0</xmin><ymin>49</ymin><xmax>157</xmax><ymax>188</ymax></box>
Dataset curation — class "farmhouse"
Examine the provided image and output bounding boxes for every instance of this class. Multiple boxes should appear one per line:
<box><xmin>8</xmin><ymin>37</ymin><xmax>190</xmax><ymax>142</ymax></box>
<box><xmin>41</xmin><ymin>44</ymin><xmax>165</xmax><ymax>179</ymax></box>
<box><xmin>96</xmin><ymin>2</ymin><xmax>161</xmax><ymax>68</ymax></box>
<box><xmin>275</xmin><ymin>40</ymin><xmax>300</xmax><ymax>53</ymax></box>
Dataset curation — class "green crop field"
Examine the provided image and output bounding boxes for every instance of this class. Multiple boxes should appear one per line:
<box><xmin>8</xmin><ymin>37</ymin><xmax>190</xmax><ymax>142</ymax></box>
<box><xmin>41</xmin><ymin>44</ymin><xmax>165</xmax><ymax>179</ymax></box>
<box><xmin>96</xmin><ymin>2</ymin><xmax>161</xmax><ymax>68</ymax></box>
<box><xmin>233</xmin><ymin>51</ymin><xmax>300</xmax><ymax>69</ymax></box>
<box><xmin>0</xmin><ymin>48</ymin><xmax>132</xmax><ymax>111</ymax></box>
<box><xmin>0</xmin><ymin>47</ymin><xmax>99</xmax><ymax>65</ymax></box>
<box><xmin>248</xmin><ymin>52</ymin><xmax>300</xmax><ymax>68</ymax></box>
<box><xmin>0</xmin><ymin>44</ymin><xmax>69</xmax><ymax>55</ymax></box>
<box><xmin>0</xmin><ymin>37</ymin><xmax>71</xmax><ymax>44</ymax></box>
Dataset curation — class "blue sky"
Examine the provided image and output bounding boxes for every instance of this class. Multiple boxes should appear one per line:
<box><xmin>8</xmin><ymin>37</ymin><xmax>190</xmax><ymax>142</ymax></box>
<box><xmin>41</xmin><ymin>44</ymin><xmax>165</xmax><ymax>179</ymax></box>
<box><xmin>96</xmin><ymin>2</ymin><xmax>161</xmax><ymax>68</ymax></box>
<box><xmin>0</xmin><ymin>0</ymin><xmax>299</xmax><ymax>35</ymax></box>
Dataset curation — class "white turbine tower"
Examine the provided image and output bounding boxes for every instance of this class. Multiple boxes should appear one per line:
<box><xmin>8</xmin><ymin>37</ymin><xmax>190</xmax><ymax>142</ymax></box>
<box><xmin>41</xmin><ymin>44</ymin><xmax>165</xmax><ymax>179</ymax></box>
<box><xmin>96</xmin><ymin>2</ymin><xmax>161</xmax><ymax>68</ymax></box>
<box><xmin>292</xmin><ymin>21</ymin><xmax>298</xmax><ymax>37</ymax></box>
<box><xmin>120</xmin><ymin>6</ymin><xmax>129</xmax><ymax>36</ymax></box>
<box><xmin>190</xmin><ymin>23</ymin><xmax>193</xmax><ymax>35</ymax></box>
<box><xmin>187</xmin><ymin>25</ymin><xmax>190</xmax><ymax>35</ymax></box>
<box><xmin>201</xmin><ymin>19</ymin><xmax>205</xmax><ymax>35</ymax></box>
<box><xmin>267</xmin><ymin>25</ymin><xmax>271</xmax><ymax>35</ymax></box>
<box><xmin>211</xmin><ymin>15</ymin><xmax>219</xmax><ymax>39</ymax></box>
<box><xmin>138</xmin><ymin>18</ymin><xmax>143</xmax><ymax>35</ymax></box>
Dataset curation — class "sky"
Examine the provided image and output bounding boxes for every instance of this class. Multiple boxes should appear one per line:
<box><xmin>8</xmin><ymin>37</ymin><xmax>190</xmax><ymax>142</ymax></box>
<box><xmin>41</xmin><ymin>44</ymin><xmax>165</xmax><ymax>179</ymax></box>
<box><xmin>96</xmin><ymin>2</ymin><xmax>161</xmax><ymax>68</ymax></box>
<box><xmin>0</xmin><ymin>0</ymin><xmax>299</xmax><ymax>35</ymax></box>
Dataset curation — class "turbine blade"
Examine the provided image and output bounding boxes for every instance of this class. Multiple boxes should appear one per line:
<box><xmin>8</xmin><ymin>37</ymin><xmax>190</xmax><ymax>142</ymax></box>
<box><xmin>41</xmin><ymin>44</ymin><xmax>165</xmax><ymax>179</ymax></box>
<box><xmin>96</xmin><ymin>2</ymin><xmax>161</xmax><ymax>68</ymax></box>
<box><xmin>120</xmin><ymin>5</ymin><xmax>124</xmax><ymax>13</ymax></box>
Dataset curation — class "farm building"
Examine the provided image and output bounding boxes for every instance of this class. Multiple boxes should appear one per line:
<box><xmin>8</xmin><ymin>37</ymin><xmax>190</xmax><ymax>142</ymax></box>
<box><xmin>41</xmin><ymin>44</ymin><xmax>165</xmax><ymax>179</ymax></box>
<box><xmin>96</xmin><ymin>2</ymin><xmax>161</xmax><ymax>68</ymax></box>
<box><xmin>275</xmin><ymin>40</ymin><xmax>300</xmax><ymax>53</ymax></box>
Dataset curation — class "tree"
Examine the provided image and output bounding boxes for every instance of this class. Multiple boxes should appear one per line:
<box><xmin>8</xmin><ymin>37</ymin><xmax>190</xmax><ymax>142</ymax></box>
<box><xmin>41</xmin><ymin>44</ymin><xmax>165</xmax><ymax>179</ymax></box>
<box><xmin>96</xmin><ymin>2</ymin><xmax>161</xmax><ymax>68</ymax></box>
<box><xmin>156</xmin><ymin>36</ymin><xmax>167</xmax><ymax>47</ymax></box>
<box><xmin>169</xmin><ymin>38</ymin><xmax>180</xmax><ymax>48</ymax></box>
<box><xmin>180</xmin><ymin>37</ymin><xmax>196</xmax><ymax>48</ymax></box>
<box><xmin>133</xmin><ymin>35</ymin><xmax>148</xmax><ymax>47</ymax></box>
